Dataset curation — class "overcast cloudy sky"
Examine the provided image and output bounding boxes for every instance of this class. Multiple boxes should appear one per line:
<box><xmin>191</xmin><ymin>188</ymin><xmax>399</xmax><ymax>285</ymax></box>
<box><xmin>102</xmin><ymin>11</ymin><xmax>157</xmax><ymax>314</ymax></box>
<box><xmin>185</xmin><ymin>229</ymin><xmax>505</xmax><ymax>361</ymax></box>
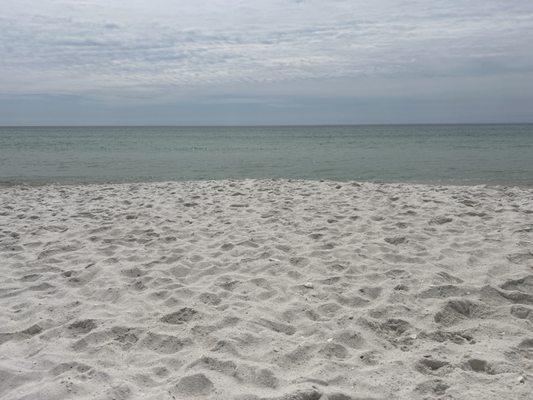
<box><xmin>1</xmin><ymin>0</ymin><xmax>533</xmax><ymax>124</ymax></box>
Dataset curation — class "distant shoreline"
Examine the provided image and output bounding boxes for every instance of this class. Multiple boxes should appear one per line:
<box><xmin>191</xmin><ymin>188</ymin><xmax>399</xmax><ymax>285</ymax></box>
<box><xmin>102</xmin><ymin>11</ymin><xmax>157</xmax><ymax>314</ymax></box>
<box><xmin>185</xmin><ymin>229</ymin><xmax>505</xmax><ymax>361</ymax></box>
<box><xmin>1</xmin><ymin>178</ymin><xmax>532</xmax><ymax>190</ymax></box>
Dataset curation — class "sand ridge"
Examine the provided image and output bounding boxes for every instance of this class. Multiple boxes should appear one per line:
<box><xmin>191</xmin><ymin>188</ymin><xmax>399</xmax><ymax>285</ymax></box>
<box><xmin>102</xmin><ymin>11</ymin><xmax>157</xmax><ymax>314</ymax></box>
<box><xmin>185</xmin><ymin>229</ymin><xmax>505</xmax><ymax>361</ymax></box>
<box><xmin>0</xmin><ymin>179</ymin><xmax>532</xmax><ymax>399</ymax></box>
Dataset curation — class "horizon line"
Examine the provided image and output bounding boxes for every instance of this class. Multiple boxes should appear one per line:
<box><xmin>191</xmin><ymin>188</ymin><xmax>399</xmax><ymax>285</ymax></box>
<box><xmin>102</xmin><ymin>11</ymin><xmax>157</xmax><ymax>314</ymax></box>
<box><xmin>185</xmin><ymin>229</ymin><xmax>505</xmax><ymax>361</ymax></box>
<box><xmin>1</xmin><ymin>122</ymin><xmax>533</xmax><ymax>128</ymax></box>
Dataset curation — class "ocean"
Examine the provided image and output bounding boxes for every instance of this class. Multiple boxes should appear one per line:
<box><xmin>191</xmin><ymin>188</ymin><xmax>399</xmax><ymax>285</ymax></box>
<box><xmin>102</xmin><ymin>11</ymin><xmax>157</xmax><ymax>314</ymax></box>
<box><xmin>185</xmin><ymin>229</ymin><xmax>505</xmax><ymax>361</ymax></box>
<box><xmin>0</xmin><ymin>124</ymin><xmax>532</xmax><ymax>185</ymax></box>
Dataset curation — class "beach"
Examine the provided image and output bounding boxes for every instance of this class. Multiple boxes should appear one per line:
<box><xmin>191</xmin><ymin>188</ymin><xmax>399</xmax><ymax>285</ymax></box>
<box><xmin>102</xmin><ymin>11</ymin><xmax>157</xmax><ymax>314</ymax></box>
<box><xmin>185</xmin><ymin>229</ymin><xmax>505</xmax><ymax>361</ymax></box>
<box><xmin>0</xmin><ymin>179</ymin><xmax>532</xmax><ymax>399</ymax></box>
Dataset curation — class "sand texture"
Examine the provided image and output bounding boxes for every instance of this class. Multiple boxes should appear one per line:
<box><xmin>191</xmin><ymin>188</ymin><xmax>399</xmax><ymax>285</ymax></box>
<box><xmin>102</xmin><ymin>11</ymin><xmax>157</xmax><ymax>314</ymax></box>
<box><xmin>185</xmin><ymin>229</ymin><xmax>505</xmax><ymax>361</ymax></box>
<box><xmin>0</xmin><ymin>179</ymin><xmax>532</xmax><ymax>399</ymax></box>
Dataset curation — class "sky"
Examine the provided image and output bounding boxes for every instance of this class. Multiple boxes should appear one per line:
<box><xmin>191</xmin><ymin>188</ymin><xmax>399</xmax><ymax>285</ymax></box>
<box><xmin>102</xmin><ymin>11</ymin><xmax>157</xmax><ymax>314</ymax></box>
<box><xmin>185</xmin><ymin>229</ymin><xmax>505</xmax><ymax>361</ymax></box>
<box><xmin>1</xmin><ymin>0</ymin><xmax>533</xmax><ymax>125</ymax></box>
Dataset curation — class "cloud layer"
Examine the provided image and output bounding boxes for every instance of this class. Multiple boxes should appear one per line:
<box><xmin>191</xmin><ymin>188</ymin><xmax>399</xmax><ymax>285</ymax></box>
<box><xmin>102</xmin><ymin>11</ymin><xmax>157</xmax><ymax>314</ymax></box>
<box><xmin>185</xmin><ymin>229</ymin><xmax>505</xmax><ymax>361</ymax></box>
<box><xmin>1</xmin><ymin>0</ymin><xmax>533</xmax><ymax>123</ymax></box>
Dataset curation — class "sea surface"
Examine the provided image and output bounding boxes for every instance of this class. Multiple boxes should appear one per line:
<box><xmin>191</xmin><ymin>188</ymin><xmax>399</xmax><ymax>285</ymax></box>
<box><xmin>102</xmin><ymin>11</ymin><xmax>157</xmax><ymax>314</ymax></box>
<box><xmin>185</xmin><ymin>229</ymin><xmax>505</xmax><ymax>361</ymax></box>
<box><xmin>0</xmin><ymin>125</ymin><xmax>532</xmax><ymax>185</ymax></box>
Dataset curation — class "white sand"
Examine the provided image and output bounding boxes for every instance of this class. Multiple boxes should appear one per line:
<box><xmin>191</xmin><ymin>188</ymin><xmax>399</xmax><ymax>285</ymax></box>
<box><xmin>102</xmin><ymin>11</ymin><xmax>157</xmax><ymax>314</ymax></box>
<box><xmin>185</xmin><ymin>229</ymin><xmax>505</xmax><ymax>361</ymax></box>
<box><xmin>0</xmin><ymin>179</ymin><xmax>532</xmax><ymax>399</ymax></box>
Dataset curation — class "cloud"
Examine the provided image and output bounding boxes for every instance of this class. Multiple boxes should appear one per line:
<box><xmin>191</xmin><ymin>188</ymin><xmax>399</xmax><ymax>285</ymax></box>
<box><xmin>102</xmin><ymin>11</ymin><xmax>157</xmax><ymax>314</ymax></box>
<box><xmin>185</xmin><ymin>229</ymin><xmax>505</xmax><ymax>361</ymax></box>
<box><xmin>0</xmin><ymin>0</ymin><xmax>532</xmax><ymax>123</ymax></box>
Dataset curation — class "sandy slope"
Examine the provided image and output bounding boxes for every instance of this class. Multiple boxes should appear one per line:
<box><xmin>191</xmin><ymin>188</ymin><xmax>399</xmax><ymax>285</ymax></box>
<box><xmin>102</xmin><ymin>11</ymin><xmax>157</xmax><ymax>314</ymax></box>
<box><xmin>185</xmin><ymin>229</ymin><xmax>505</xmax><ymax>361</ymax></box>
<box><xmin>0</xmin><ymin>179</ymin><xmax>532</xmax><ymax>400</ymax></box>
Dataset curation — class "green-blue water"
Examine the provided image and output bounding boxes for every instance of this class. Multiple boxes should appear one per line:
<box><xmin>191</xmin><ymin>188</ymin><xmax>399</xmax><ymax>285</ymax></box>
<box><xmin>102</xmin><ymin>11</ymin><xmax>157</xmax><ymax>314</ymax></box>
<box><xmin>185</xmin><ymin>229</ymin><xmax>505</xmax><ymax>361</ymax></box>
<box><xmin>0</xmin><ymin>125</ymin><xmax>532</xmax><ymax>185</ymax></box>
